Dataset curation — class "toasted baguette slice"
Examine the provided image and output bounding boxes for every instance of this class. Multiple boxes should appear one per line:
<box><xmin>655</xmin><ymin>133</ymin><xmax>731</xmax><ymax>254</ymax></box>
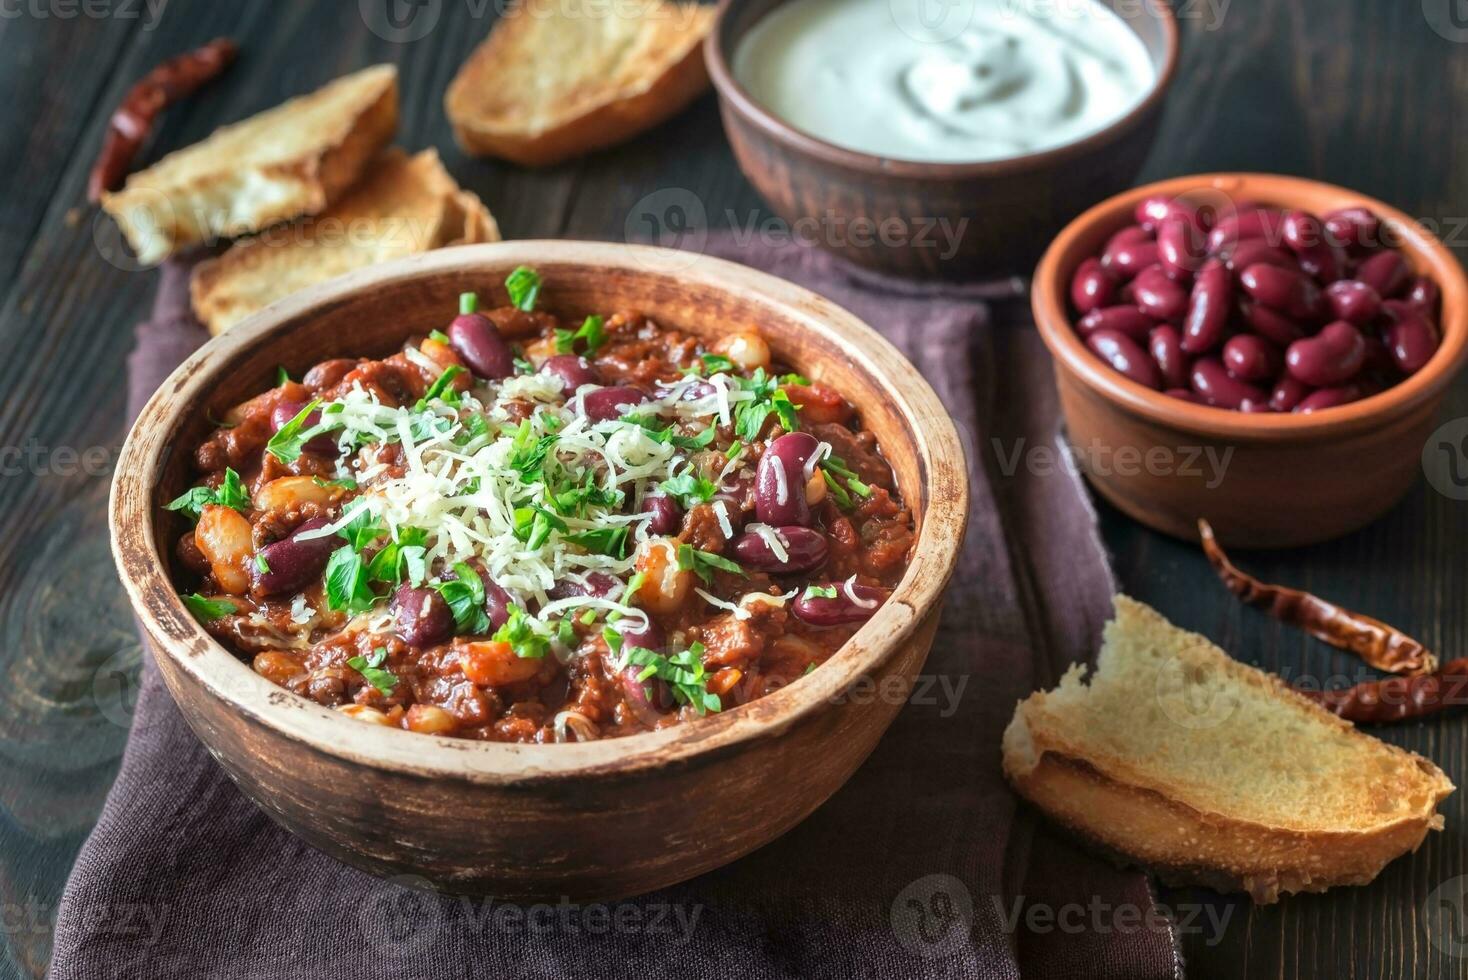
<box><xmin>190</xmin><ymin>148</ymin><xmax>499</xmax><ymax>335</ymax></box>
<box><xmin>102</xmin><ymin>65</ymin><xmax>398</xmax><ymax>265</ymax></box>
<box><xmin>1003</xmin><ymin>596</ymin><xmax>1452</xmax><ymax>903</ymax></box>
<box><xmin>445</xmin><ymin>0</ymin><xmax>715</xmax><ymax>166</ymax></box>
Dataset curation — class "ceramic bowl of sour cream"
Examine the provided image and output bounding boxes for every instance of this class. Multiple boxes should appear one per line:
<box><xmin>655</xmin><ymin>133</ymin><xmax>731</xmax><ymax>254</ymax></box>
<box><xmin>706</xmin><ymin>0</ymin><xmax>1179</xmax><ymax>278</ymax></box>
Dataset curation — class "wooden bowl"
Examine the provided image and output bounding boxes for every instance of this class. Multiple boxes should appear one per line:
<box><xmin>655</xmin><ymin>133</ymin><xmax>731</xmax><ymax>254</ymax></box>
<box><xmin>705</xmin><ymin>0</ymin><xmax>1178</xmax><ymax>279</ymax></box>
<box><xmin>109</xmin><ymin>241</ymin><xmax>969</xmax><ymax>900</ymax></box>
<box><xmin>1033</xmin><ymin>173</ymin><xmax>1468</xmax><ymax>548</ymax></box>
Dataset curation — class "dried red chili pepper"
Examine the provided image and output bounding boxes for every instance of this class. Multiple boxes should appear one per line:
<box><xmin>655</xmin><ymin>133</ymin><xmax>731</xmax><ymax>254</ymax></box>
<box><xmin>1198</xmin><ymin>519</ymin><xmax>1437</xmax><ymax>675</ymax></box>
<box><xmin>88</xmin><ymin>38</ymin><xmax>238</xmax><ymax>202</ymax></box>
<box><xmin>1297</xmin><ymin>659</ymin><xmax>1468</xmax><ymax>724</ymax></box>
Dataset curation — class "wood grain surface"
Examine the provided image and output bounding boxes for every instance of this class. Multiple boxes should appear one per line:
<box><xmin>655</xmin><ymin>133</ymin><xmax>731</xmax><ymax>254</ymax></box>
<box><xmin>0</xmin><ymin>1</ymin><xmax>1465</xmax><ymax>977</ymax></box>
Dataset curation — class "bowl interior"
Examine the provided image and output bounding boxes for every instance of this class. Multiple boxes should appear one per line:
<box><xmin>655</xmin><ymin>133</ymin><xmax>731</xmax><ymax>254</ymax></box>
<box><xmin>708</xmin><ymin>0</ymin><xmax>1179</xmax><ymax>176</ymax></box>
<box><xmin>1033</xmin><ymin>173</ymin><xmax>1468</xmax><ymax>438</ymax></box>
<box><xmin>112</xmin><ymin>241</ymin><xmax>969</xmax><ymax>782</ymax></box>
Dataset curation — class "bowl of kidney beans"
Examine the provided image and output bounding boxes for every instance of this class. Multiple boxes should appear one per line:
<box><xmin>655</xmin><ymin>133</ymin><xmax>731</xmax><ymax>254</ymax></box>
<box><xmin>1033</xmin><ymin>173</ymin><xmax>1468</xmax><ymax>547</ymax></box>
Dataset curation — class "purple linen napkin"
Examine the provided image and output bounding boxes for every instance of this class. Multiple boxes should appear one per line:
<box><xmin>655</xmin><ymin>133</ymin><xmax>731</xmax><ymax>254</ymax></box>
<box><xmin>51</xmin><ymin>236</ymin><xmax>1182</xmax><ymax>980</ymax></box>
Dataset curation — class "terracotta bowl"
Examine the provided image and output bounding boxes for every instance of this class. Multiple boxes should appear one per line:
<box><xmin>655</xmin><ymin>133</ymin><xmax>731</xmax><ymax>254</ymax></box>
<box><xmin>705</xmin><ymin>0</ymin><xmax>1178</xmax><ymax>279</ymax></box>
<box><xmin>1033</xmin><ymin>173</ymin><xmax>1468</xmax><ymax>548</ymax></box>
<box><xmin>109</xmin><ymin>241</ymin><xmax>969</xmax><ymax>900</ymax></box>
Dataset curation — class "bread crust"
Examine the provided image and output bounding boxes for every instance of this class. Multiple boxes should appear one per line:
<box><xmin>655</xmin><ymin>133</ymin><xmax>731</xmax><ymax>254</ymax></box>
<box><xmin>444</xmin><ymin>2</ymin><xmax>714</xmax><ymax>167</ymax></box>
<box><xmin>102</xmin><ymin>65</ymin><xmax>398</xmax><ymax>264</ymax></box>
<box><xmin>1004</xmin><ymin>708</ymin><xmax>1450</xmax><ymax>903</ymax></box>
<box><xmin>1001</xmin><ymin>597</ymin><xmax>1454</xmax><ymax>903</ymax></box>
<box><xmin>190</xmin><ymin>148</ymin><xmax>498</xmax><ymax>335</ymax></box>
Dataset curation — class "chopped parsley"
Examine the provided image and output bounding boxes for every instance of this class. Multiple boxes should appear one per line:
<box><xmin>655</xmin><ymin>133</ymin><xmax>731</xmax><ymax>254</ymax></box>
<box><xmin>803</xmin><ymin>584</ymin><xmax>839</xmax><ymax>600</ymax></box>
<box><xmin>659</xmin><ymin>471</ymin><xmax>718</xmax><ymax>509</ymax></box>
<box><xmin>435</xmin><ymin>562</ymin><xmax>490</xmax><ymax>635</ymax></box>
<box><xmin>416</xmin><ymin>364</ymin><xmax>466</xmax><ymax>409</ymax></box>
<box><xmin>677</xmin><ymin>543</ymin><xmax>743</xmax><ymax>585</ymax></box>
<box><xmin>459</xmin><ymin>292</ymin><xmax>478</xmax><ymax>315</ymax></box>
<box><xmin>624</xmin><ymin>643</ymin><xmax>721</xmax><ymax>715</ymax></box>
<box><xmin>513</xmin><ymin>504</ymin><xmax>567</xmax><ymax>550</ymax></box>
<box><xmin>555</xmin><ymin>315</ymin><xmax>607</xmax><ymax>355</ymax></box>
<box><xmin>324</xmin><ymin>545</ymin><xmax>375</xmax><ymax>614</ymax></box>
<box><xmin>733</xmin><ymin>368</ymin><xmax>799</xmax><ymax>441</ymax></box>
<box><xmin>254</xmin><ymin>553</ymin><xmax>271</xmax><ymax>575</ymax></box>
<box><xmin>429</xmin><ymin>328</ymin><xmax>451</xmax><ymax>344</ymax></box>
<box><xmin>347</xmin><ymin>646</ymin><xmax>398</xmax><ymax>695</ymax></box>
<box><xmin>276</xmin><ymin>365</ymin><xmax>291</xmax><ymax>386</ymax></box>
<box><xmin>505</xmin><ymin>266</ymin><xmax>542</xmax><ymax>312</ymax></box>
<box><xmin>182</xmin><ymin>593</ymin><xmax>236</xmax><ymax>622</ymax></box>
<box><xmin>266</xmin><ymin>399</ymin><xmax>342</xmax><ymax>464</ymax></box>
<box><xmin>165</xmin><ymin>467</ymin><xmax>251</xmax><ymax>520</ymax></box>
<box><xmin>563</xmin><ymin>526</ymin><xmax>630</xmax><ymax>559</ymax></box>
<box><xmin>492</xmin><ymin>605</ymin><xmax>551</xmax><ymax>660</ymax></box>
<box><xmin>820</xmin><ymin>454</ymin><xmax>872</xmax><ymax>510</ymax></box>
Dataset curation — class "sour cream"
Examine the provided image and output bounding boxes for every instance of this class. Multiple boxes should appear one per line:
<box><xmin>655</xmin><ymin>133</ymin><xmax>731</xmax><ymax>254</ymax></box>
<box><xmin>733</xmin><ymin>0</ymin><xmax>1155</xmax><ymax>163</ymax></box>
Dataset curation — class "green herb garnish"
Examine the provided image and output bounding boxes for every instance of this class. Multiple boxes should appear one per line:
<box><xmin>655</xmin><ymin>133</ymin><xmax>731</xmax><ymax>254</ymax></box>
<box><xmin>564</xmin><ymin>526</ymin><xmax>630</xmax><ymax>559</ymax></box>
<box><xmin>182</xmin><ymin>593</ymin><xmax>236</xmax><ymax>622</ymax></box>
<box><xmin>347</xmin><ymin>646</ymin><xmax>398</xmax><ymax>695</ymax></box>
<box><xmin>624</xmin><ymin>643</ymin><xmax>721</xmax><ymax>715</ymax></box>
<box><xmin>165</xmin><ymin>467</ymin><xmax>252</xmax><ymax>520</ymax></box>
<box><xmin>435</xmin><ymin>561</ymin><xmax>490</xmax><ymax>635</ymax></box>
<box><xmin>417</xmin><ymin>364</ymin><xmax>466</xmax><ymax>409</ymax></box>
<box><xmin>803</xmin><ymin>584</ymin><xmax>838</xmax><ymax>600</ymax></box>
<box><xmin>676</xmin><ymin>543</ymin><xmax>744</xmax><ymax>586</ymax></box>
<box><xmin>505</xmin><ymin>267</ymin><xmax>541</xmax><ymax>312</ymax></box>
<box><xmin>493</xmin><ymin>605</ymin><xmax>549</xmax><ymax>660</ymax></box>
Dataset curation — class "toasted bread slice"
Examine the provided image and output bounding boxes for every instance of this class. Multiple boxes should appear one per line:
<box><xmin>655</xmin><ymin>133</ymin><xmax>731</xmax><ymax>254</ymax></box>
<box><xmin>190</xmin><ymin>148</ymin><xmax>499</xmax><ymax>335</ymax></box>
<box><xmin>445</xmin><ymin>0</ymin><xmax>715</xmax><ymax>166</ymax></box>
<box><xmin>102</xmin><ymin>64</ymin><xmax>398</xmax><ymax>265</ymax></box>
<box><xmin>1003</xmin><ymin>596</ymin><xmax>1452</xmax><ymax>903</ymax></box>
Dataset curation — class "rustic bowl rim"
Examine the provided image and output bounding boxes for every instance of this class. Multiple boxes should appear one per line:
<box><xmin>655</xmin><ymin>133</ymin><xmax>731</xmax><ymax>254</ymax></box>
<box><xmin>109</xmin><ymin>240</ymin><xmax>969</xmax><ymax>786</ymax></box>
<box><xmin>1032</xmin><ymin>172</ymin><xmax>1468</xmax><ymax>440</ymax></box>
<box><xmin>704</xmin><ymin>0</ymin><xmax>1180</xmax><ymax>178</ymax></box>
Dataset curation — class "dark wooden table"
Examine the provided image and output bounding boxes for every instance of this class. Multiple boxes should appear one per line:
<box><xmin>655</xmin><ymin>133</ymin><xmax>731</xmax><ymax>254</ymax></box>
<box><xmin>1</xmin><ymin>1</ymin><xmax>1465</xmax><ymax>977</ymax></box>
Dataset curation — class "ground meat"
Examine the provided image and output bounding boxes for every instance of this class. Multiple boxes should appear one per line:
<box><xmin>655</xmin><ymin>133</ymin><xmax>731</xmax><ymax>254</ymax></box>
<box><xmin>811</xmin><ymin>422</ymin><xmax>895</xmax><ymax>491</ymax></box>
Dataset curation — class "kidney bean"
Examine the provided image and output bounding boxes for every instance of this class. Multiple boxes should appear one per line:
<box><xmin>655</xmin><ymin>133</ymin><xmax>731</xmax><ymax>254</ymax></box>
<box><xmin>1323</xmin><ymin>206</ymin><xmax>1381</xmax><ymax>252</ymax></box>
<box><xmin>1238</xmin><ymin>399</ymin><xmax>1274</xmax><ymax>413</ymax></box>
<box><xmin>1180</xmin><ymin>259</ymin><xmax>1232</xmax><ymax>353</ymax></box>
<box><xmin>1361</xmin><ymin>336</ymin><xmax>1394</xmax><ymax>375</ymax></box>
<box><xmin>1239</xmin><ymin>263</ymin><xmax>1326</xmax><ymax>321</ymax></box>
<box><xmin>793</xmin><ymin>581</ymin><xmax>891</xmax><ymax>627</ymax></box>
<box><xmin>756</xmin><ymin>432</ymin><xmax>819</xmax><ymax>526</ymax></box>
<box><xmin>271</xmin><ymin>400</ymin><xmax>337</xmax><ymax>455</ymax></box>
<box><xmin>1285</xmin><ymin>321</ymin><xmax>1367</xmax><ymax>387</ymax></box>
<box><xmin>540</xmin><ymin>354</ymin><xmax>599</xmax><ymax>393</ymax></box>
<box><xmin>1385</xmin><ymin>313</ymin><xmax>1440</xmax><ymax>375</ymax></box>
<box><xmin>640</xmin><ymin>494</ymin><xmax>682</xmax><ymax>536</ymax></box>
<box><xmin>1190</xmin><ymin>357</ymin><xmax>1266</xmax><ymax>409</ymax></box>
<box><xmin>1295</xmin><ymin>384</ymin><xmax>1366</xmax><ymax>413</ymax></box>
<box><xmin>578</xmin><ymin>385</ymin><xmax>646</xmax><ymax>422</ymax></box>
<box><xmin>548</xmin><ymin>571</ymin><xmax>619</xmax><ymax>601</ymax></box>
<box><xmin>1355</xmin><ymin>250</ymin><xmax>1409</xmax><ymax>298</ymax></box>
<box><xmin>1132</xmin><ymin>265</ymin><xmax>1189</xmax><ymax>322</ymax></box>
<box><xmin>391</xmin><ymin>585</ymin><xmax>455</xmax><ymax>647</ymax></box>
<box><xmin>1164</xmin><ymin>387</ymin><xmax>1202</xmax><ymax>403</ymax></box>
<box><xmin>622</xmin><ymin>665</ymin><xmax>675</xmax><ymax>714</ymax></box>
<box><xmin>1207</xmin><ymin>208</ymin><xmax>1286</xmax><ymax>252</ymax></box>
<box><xmin>1101</xmin><ymin>226</ymin><xmax>1158</xmax><ymax>280</ymax></box>
<box><xmin>731</xmin><ymin>526</ymin><xmax>828</xmax><ymax>574</ymax></box>
<box><xmin>252</xmin><ymin>518</ymin><xmax>336</xmax><ymax>596</ymax></box>
<box><xmin>1281</xmin><ymin>210</ymin><xmax>1345</xmax><ymax>282</ymax></box>
<box><xmin>1238</xmin><ymin>300</ymin><xmax>1307</xmax><ymax>346</ymax></box>
<box><xmin>1269</xmin><ymin>376</ymin><xmax>1311</xmax><ymax>412</ymax></box>
<box><xmin>447</xmin><ymin>312</ymin><xmax>515</xmax><ymax>380</ymax></box>
<box><xmin>1222</xmin><ymin>334</ymin><xmax>1282</xmax><ymax>381</ymax></box>
<box><xmin>1158</xmin><ymin>214</ymin><xmax>1208</xmax><ymax>279</ymax></box>
<box><xmin>1218</xmin><ymin>238</ymin><xmax>1297</xmax><ymax>275</ymax></box>
<box><xmin>1069</xmin><ymin>258</ymin><xmax>1116</xmax><ymax>314</ymax></box>
<box><xmin>616</xmin><ymin>615</ymin><xmax>665</xmax><ymax>652</ymax></box>
<box><xmin>1135</xmin><ymin>195</ymin><xmax>1202</xmax><ymax>232</ymax></box>
<box><xmin>483</xmin><ymin>578</ymin><xmax>515</xmax><ymax>631</ymax></box>
<box><xmin>1087</xmin><ymin>330</ymin><xmax>1161</xmax><ymax>389</ymax></box>
<box><xmin>1148</xmin><ymin>325</ymin><xmax>1189</xmax><ymax>389</ymax></box>
<box><xmin>1402</xmin><ymin>275</ymin><xmax>1439</xmax><ymax>316</ymax></box>
<box><xmin>1077</xmin><ymin>305</ymin><xmax>1155</xmax><ymax>342</ymax></box>
<box><xmin>1324</xmin><ymin>279</ymin><xmax>1381</xmax><ymax>325</ymax></box>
